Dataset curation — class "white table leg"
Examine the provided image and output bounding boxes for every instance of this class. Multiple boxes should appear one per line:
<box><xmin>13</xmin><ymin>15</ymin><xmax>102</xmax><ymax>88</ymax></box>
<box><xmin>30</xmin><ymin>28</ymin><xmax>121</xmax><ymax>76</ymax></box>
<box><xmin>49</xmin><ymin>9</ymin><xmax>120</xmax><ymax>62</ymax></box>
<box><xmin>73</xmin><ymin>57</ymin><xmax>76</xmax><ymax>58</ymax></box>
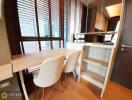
<box><xmin>19</xmin><ymin>71</ymin><xmax>29</xmax><ymax>100</ymax></box>
<box><xmin>78</xmin><ymin>75</ymin><xmax>81</xmax><ymax>83</ymax></box>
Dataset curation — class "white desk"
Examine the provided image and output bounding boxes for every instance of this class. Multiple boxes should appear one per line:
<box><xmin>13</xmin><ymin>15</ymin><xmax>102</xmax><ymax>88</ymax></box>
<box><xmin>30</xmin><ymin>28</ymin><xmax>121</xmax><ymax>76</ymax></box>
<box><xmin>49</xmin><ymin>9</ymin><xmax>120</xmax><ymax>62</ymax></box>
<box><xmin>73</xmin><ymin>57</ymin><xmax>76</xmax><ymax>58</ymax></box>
<box><xmin>12</xmin><ymin>48</ymin><xmax>79</xmax><ymax>100</ymax></box>
<box><xmin>12</xmin><ymin>48</ymin><xmax>77</xmax><ymax>72</ymax></box>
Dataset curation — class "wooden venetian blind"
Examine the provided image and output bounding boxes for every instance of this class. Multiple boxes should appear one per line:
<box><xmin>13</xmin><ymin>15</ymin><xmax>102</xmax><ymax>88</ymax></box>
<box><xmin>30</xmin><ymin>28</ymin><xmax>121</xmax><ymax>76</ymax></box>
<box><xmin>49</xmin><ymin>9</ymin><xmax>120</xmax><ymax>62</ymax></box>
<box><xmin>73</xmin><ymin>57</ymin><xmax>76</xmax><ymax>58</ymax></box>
<box><xmin>51</xmin><ymin>0</ymin><xmax>60</xmax><ymax>38</ymax></box>
<box><xmin>37</xmin><ymin>0</ymin><xmax>50</xmax><ymax>37</ymax></box>
<box><xmin>17</xmin><ymin>0</ymin><xmax>40</xmax><ymax>53</ymax></box>
<box><xmin>64</xmin><ymin>0</ymin><xmax>71</xmax><ymax>41</ymax></box>
<box><xmin>50</xmin><ymin>0</ymin><xmax>62</xmax><ymax>48</ymax></box>
<box><xmin>17</xmin><ymin>0</ymin><xmax>37</xmax><ymax>37</ymax></box>
<box><xmin>5</xmin><ymin>0</ymin><xmax>83</xmax><ymax>54</ymax></box>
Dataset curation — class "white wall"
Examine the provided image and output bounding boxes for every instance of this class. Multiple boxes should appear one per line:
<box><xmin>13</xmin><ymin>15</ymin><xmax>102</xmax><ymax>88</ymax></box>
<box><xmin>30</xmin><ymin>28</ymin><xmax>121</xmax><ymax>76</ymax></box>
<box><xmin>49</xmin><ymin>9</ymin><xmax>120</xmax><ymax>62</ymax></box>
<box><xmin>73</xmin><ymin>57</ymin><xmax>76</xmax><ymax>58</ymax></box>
<box><xmin>0</xmin><ymin>0</ymin><xmax>11</xmax><ymax>65</ymax></box>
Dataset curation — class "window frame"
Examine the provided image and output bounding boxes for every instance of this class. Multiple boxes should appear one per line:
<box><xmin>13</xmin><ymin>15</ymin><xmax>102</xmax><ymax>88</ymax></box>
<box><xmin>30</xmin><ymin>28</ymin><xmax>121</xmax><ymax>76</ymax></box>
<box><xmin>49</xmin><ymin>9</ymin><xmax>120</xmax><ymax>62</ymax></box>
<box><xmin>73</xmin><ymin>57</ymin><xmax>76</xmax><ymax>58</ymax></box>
<box><xmin>17</xmin><ymin>0</ymin><xmax>64</xmax><ymax>53</ymax></box>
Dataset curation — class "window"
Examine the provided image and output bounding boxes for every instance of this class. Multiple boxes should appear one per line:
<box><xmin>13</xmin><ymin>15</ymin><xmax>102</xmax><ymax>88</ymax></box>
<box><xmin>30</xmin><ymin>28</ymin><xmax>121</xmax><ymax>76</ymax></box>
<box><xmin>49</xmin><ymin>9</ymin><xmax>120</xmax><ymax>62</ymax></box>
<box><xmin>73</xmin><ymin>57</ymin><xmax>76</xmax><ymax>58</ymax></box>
<box><xmin>17</xmin><ymin>0</ymin><xmax>37</xmax><ymax>37</ymax></box>
<box><xmin>70</xmin><ymin>0</ymin><xmax>82</xmax><ymax>34</ymax></box>
<box><xmin>41</xmin><ymin>41</ymin><xmax>51</xmax><ymax>51</ymax></box>
<box><xmin>17</xmin><ymin>0</ymin><xmax>83</xmax><ymax>53</ymax></box>
<box><xmin>64</xmin><ymin>0</ymin><xmax>82</xmax><ymax>46</ymax></box>
<box><xmin>51</xmin><ymin>0</ymin><xmax>60</xmax><ymax>37</ymax></box>
<box><xmin>75</xmin><ymin>0</ymin><xmax>82</xmax><ymax>33</ymax></box>
<box><xmin>23</xmin><ymin>41</ymin><xmax>39</xmax><ymax>53</ymax></box>
<box><xmin>64</xmin><ymin>0</ymin><xmax>71</xmax><ymax>46</ymax></box>
<box><xmin>37</xmin><ymin>0</ymin><xmax>50</xmax><ymax>37</ymax></box>
<box><xmin>53</xmin><ymin>41</ymin><xmax>60</xmax><ymax>49</ymax></box>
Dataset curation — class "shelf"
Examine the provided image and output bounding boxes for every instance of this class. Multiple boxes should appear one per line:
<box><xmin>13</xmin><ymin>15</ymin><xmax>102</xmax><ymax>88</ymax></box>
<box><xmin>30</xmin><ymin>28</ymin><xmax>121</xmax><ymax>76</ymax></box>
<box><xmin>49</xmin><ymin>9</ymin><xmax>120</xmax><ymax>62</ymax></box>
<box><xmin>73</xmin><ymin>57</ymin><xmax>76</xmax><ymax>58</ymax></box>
<box><xmin>73</xmin><ymin>31</ymin><xmax>118</xmax><ymax>35</ymax></box>
<box><xmin>83</xmin><ymin>58</ymin><xmax>108</xmax><ymax>69</ymax></box>
<box><xmin>84</xmin><ymin>43</ymin><xmax>114</xmax><ymax>49</ymax></box>
<box><xmin>81</xmin><ymin>70</ymin><xmax>105</xmax><ymax>89</ymax></box>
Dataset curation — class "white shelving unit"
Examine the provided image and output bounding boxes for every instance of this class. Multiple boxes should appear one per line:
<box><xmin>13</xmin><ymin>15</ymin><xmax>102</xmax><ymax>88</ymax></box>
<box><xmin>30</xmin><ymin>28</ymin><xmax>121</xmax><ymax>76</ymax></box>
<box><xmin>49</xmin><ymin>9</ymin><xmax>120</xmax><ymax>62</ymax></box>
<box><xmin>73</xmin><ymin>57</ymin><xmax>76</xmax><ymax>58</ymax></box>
<box><xmin>80</xmin><ymin>43</ymin><xmax>115</xmax><ymax>97</ymax></box>
<box><xmin>66</xmin><ymin>42</ymin><xmax>115</xmax><ymax>97</ymax></box>
<box><xmin>83</xmin><ymin>58</ymin><xmax>108</xmax><ymax>70</ymax></box>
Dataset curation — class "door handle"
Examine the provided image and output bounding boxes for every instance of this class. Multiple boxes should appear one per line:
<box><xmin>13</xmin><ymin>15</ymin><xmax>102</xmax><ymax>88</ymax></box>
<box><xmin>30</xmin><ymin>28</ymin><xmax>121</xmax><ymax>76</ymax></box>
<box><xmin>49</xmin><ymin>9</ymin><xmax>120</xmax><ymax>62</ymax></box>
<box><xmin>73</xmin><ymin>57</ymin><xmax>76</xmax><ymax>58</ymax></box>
<box><xmin>121</xmin><ymin>45</ymin><xmax>132</xmax><ymax>49</ymax></box>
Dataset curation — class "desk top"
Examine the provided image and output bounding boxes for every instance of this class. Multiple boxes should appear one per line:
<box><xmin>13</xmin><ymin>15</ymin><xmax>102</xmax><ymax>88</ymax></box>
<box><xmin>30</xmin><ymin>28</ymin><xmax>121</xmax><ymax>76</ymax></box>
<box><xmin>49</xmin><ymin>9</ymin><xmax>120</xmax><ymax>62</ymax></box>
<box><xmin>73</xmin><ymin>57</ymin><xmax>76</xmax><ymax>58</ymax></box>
<box><xmin>12</xmin><ymin>48</ymin><xmax>78</xmax><ymax>72</ymax></box>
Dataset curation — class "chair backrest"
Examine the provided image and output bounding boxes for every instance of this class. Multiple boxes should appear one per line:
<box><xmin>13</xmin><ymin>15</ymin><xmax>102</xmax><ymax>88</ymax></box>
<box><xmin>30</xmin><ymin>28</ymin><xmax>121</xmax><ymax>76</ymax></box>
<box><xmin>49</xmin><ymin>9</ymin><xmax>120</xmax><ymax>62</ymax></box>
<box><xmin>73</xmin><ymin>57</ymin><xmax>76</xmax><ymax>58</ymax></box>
<box><xmin>63</xmin><ymin>51</ymin><xmax>81</xmax><ymax>73</ymax></box>
<box><xmin>34</xmin><ymin>55</ymin><xmax>64</xmax><ymax>87</ymax></box>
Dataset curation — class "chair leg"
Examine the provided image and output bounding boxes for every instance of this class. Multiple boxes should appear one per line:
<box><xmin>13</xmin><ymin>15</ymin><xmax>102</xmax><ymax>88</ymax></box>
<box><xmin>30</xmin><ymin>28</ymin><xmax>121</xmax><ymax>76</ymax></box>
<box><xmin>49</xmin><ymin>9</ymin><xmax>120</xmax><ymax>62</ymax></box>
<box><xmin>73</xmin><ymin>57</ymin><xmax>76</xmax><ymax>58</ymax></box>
<box><xmin>72</xmin><ymin>70</ymin><xmax>76</xmax><ymax>78</ymax></box>
<box><xmin>78</xmin><ymin>75</ymin><xmax>81</xmax><ymax>83</ymax></box>
<box><xmin>43</xmin><ymin>88</ymin><xmax>45</xmax><ymax>100</ymax></box>
<box><xmin>73</xmin><ymin>70</ymin><xmax>79</xmax><ymax>82</ymax></box>
<box><xmin>64</xmin><ymin>73</ymin><xmax>67</xmax><ymax>81</ymax></box>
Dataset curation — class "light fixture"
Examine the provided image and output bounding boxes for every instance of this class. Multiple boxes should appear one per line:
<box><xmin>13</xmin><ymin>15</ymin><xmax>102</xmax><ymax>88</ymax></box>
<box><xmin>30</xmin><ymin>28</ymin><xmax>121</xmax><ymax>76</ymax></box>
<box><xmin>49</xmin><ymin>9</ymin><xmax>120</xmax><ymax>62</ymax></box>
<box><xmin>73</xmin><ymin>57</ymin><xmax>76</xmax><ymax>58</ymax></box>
<box><xmin>106</xmin><ymin>3</ymin><xmax>122</xmax><ymax>18</ymax></box>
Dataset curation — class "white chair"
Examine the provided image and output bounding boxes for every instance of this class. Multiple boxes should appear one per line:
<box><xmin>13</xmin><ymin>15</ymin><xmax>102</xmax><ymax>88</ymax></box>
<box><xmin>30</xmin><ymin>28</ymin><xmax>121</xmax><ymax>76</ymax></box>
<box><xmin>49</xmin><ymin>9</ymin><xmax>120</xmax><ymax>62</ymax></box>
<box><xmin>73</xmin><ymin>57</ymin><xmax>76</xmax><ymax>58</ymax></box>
<box><xmin>32</xmin><ymin>55</ymin><xmax>64</xmax><ymax>99</ymax></box>
<box><xmin>63</xmin><ymin>51</ymin><xmax>81</xmax><ymax>81</ymax></box>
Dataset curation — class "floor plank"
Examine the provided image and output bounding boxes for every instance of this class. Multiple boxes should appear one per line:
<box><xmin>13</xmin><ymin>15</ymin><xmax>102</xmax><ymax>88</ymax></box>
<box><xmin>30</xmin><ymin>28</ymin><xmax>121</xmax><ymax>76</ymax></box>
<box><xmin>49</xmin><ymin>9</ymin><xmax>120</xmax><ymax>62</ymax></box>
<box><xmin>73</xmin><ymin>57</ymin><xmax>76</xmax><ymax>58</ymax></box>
<box><xmin>29</xmin><ymin>77</ymin><xmax>132</xmax><ymax>100</ymax></box>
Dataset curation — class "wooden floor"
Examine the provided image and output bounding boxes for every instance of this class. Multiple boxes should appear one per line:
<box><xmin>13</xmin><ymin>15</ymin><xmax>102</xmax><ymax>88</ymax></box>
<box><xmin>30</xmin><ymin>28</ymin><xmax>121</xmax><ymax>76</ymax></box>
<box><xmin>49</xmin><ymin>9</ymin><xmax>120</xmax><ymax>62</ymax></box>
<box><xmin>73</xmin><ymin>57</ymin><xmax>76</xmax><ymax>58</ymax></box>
<box><xmin>29</xmin><ymin>77</ymin><xmax>132</xmax><ymax>100</ymax></box>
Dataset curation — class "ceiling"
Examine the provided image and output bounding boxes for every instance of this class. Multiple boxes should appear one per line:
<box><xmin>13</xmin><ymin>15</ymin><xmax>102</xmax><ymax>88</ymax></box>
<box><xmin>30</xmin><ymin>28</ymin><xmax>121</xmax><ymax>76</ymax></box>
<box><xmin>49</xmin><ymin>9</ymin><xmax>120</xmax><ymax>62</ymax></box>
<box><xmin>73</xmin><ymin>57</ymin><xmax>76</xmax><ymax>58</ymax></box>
<box><xmin>80</xmin><ymin>0</ymin><xmax>122</xmax><ymax>18</ymax></box>
<box><xmin>80</xmin><ymin>0</ymin><xmax>97</xmax><ymax>6</ymax></box>
<box><xmin>106</xmin><ymin>3</ymin><xmax>122</xmax><ymax>17</ymax></box>
<box><xmin>80</xmin><ymin>0</ymin><xmax>122</xmax><ymax>7</ymax></box>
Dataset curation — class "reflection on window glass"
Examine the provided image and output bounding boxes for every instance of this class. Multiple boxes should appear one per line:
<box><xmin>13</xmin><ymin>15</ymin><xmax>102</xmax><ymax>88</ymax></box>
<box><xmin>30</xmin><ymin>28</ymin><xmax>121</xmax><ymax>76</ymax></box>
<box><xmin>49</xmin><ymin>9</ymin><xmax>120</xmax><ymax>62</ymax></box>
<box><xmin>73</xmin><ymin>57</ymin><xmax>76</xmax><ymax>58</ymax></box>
<box><xmin>53</xmin><ymin>41</ymin><xmax>60</xmax><ymax>49</ymax></box>
<box><xmin>41</xmin><ymin>41</ymin><xmax>51</xmax><ymax>51</ymax></box>
<box><xmin>23</xmin><ymin>41</ymin><xmax>39</xmax><ymax>53</ymax></box>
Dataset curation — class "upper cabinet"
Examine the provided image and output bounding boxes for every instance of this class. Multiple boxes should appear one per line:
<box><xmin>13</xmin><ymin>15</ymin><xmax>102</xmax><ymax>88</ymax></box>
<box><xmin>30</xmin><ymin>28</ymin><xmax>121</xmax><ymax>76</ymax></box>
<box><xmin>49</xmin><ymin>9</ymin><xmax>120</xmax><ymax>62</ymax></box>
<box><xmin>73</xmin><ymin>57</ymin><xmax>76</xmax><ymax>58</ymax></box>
<box><xmin>81</xmin><ymin>0</ymin><xmax>122</xmax><ymax>32</ymax></box>
<box><xmin>73</xmin><ymin>0</ymin><xmax>123</xmax><ymax>43</ymax></box>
